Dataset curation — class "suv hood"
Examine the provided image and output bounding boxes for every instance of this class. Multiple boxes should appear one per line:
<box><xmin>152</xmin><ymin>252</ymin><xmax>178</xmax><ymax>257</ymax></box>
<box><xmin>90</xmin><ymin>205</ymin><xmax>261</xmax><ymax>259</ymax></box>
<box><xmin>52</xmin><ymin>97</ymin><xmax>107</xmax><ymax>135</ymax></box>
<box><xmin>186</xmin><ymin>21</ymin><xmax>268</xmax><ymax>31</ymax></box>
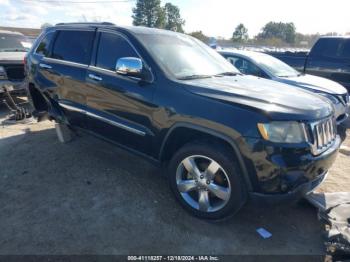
<box><xmin>277</xmin><ymin>74</ymin><xmax>347</xmax><ymax>95</ymax></box>
<box><xmin>183</xmin><ymin>75</ymin><xmax>333</xmax><ymax>121</ymax></box>
<box><xmin>0</xmin><ymin>51</ymin><xmax>26</xmax><ymax>63</ymax></box>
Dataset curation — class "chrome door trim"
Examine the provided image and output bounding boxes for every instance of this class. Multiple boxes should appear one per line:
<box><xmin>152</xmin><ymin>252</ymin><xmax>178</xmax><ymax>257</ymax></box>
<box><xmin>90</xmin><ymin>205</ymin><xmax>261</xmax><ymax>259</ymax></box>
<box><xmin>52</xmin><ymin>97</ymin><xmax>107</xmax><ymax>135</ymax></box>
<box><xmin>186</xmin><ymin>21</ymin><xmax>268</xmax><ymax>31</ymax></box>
<box><xmin>86</xmin><ymin>111</ymin><xmax>146</xmax><ymax>136</ymax></box>
<box><xmin>58</xmin><ymin>102</ymin><xmax>85</xmax><ymax>113</ymax></box>
<box><xmin>58</xmin><ymin>101</ymin><xmax>146</xmax><ymax>136</ymax></box>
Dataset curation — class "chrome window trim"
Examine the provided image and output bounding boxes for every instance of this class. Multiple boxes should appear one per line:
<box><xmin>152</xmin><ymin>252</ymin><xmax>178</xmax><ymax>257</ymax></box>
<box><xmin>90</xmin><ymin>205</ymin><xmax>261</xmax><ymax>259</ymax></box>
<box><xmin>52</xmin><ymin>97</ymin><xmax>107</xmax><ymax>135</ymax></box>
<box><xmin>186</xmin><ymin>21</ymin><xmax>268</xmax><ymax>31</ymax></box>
<box><xmin>58</xmin><ymin>101</ymin><xmax>145</xmax><ymax>136</ymax></box>
<box><xmin>88</xmin><ymin>65</ymin><xmax>142</xmax><ymax>81</ymax></box>
<box><xmin>44</xmin><ymin>57</ymin><xmax>88</xmax><ymax>69</ymax></box>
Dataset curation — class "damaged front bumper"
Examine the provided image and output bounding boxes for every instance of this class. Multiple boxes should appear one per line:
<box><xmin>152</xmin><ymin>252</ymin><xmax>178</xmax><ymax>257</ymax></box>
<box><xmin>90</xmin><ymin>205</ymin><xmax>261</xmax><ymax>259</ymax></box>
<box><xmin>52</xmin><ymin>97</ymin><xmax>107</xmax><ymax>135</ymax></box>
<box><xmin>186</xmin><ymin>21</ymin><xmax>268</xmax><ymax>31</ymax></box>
<box><xmin>246</xmin><ymin>135</ymin><xmax>341</xmax><ymax>204</ymax></box>
<box><xmin>249</xmin><ymin>171</ymin><xmax>328</xmax><ymax>204</ymax></box>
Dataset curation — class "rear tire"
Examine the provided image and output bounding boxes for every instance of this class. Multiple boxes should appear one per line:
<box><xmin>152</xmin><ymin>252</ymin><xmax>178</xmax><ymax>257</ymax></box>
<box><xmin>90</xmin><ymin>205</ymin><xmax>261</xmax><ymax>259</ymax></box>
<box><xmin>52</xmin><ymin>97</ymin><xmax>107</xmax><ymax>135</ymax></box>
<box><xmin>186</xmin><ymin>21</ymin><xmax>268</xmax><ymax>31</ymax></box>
<box><xmin>168</xmin><ymin>141</ymin><xmax>247</xmax><ymax>220</ymax></box>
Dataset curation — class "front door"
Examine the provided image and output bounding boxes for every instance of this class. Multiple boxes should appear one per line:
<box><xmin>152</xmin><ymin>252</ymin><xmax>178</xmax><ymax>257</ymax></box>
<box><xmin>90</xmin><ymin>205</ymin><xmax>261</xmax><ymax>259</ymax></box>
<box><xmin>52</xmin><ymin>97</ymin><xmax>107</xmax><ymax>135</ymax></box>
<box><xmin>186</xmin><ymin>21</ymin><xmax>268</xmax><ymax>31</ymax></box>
<box><xmin>85</xmin><ymin>30</ymin><xmax>156</xmax><ymax>155</ymax></box>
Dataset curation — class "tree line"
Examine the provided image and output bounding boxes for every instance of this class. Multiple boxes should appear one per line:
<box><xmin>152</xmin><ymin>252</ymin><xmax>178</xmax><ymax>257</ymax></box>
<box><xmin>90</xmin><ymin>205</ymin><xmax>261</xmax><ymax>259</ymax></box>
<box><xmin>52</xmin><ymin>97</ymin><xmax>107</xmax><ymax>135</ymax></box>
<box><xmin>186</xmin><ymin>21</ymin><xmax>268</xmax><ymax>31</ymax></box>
<box><xmin>41</xmin><ymin>0</ymin><xmax>347</xmax><ymax>48</ymax></box>
<box><xmin>130</xmin><ymin>0</ymin><xmax>326</xmax><ymax>48</ymax></box>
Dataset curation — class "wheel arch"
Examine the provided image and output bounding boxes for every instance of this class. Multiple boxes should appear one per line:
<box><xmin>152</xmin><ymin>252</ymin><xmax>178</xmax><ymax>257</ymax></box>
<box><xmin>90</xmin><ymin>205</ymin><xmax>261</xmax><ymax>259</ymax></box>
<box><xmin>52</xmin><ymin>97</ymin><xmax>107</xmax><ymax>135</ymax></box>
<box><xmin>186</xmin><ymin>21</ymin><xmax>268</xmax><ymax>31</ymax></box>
<box><xmin>159</xmin><ymin>123</ymin><xmax>253</xmax><ymax>191</ymax></box>
<box><xmin>28</xmin><ymin>82</ymin><xmax>65</xmax><ymax>122</ymax></box>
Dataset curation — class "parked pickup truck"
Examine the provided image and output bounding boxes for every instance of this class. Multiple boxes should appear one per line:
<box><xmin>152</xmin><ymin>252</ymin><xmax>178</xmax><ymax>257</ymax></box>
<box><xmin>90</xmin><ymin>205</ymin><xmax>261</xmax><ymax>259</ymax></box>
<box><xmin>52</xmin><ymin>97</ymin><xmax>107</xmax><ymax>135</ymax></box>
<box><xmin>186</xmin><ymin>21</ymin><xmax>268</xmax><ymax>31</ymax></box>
<box><xmin>26</xmin><ymin>23</ymin><xmax>340</xmax><ymax>219</ymax></box>
<box><xmin>269</xmin><ymin>36</ymin><xmax>350</xmax><ymax>92</ymax></box>
<box><xmin>0</xmin><ymin>30</ymin><xmax>31</xmax><ymax>97</ymax></box>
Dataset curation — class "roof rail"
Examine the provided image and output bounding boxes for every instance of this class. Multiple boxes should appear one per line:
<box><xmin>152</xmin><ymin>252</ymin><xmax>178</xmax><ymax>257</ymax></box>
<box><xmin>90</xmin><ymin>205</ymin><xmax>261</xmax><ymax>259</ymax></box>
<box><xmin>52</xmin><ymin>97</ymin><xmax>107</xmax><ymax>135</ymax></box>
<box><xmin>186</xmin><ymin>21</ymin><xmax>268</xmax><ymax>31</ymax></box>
<box><xmin>55</xmin><ymin>22</ymin><xmax>115</xmax><ymax>26</ymax></box>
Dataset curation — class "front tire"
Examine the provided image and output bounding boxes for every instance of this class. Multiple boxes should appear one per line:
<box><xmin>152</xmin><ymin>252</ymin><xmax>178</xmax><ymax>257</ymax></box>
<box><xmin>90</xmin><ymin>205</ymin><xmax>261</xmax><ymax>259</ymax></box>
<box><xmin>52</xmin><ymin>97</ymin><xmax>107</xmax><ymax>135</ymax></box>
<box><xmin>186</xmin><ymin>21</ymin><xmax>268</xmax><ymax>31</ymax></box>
<box><xmin>168</xmin><ymin>141</ymin><xmax>247</xmax><ymax>220</ymax></box>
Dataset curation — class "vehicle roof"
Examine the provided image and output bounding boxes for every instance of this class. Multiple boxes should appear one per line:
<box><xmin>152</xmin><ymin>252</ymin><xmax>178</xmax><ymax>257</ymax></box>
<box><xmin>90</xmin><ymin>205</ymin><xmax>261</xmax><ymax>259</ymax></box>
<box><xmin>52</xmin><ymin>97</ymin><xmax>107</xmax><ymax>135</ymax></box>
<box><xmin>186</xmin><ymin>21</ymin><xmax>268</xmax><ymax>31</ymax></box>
<box><xmin>0</xmin><ymin>30</ymin><xmax>24</xmax><ymax>35</ymax></box>
<box><xmin>319</xmin><ymin>35</ymin><xmax>350</xmax><ymax>39</ymax></box>
<box><xmin>54</xmin><ymin>22</ymin><xmax>186</xmax><ymax>36</ymax></box>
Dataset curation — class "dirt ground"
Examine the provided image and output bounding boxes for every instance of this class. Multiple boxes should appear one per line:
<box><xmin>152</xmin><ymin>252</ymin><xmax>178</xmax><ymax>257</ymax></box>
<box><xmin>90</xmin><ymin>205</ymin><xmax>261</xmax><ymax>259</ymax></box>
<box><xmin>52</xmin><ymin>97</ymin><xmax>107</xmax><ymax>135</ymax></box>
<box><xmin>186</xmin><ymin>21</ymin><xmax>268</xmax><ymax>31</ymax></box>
<box><xmin>0</xmin><ymin>103</ymin><xmax>349</xmax><ymax>255</ymax></box>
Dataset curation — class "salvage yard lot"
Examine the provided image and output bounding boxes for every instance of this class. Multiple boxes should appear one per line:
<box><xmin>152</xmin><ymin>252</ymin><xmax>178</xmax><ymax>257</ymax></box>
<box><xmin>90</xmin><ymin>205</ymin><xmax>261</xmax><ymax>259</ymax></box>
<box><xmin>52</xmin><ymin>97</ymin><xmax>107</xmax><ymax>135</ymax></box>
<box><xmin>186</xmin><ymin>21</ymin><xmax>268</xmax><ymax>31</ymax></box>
<box><xmin>0</xmin><ymin>103</ymin><xmax>349</xmax><ymax>255</ymax></box>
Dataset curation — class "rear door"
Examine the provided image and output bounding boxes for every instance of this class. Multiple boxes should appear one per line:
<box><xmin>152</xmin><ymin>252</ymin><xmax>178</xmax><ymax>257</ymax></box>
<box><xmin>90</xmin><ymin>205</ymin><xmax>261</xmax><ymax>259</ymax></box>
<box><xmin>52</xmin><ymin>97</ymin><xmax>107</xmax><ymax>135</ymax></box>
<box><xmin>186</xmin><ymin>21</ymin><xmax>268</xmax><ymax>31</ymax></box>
<box><xmin>306</xmin><ymin>38</ymin><xmax>350</xmax><ymax>90</ymax></box>
<box><xmin>84</xmin><ymin>29</ymin><xmax>156</xmax><ymax>155</ymax></box>
<box><xmin>37</xmin><ymin>28</ymin><xmax>95</xmax><ymax>128</ymax></box>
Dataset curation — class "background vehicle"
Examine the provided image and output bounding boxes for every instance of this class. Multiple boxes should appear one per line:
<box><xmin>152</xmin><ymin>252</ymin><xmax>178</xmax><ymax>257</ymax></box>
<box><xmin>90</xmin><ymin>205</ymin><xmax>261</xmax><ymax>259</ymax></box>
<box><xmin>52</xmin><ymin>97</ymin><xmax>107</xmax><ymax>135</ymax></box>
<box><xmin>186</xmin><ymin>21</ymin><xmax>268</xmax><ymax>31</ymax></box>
<box><xmin>268</xmin><ymin>36</ymin><xmax>350</xmax><ymax>92</ymax></box>
<box><xmin>26</xmin><ymin>23</ymin><xmax>339</xmax><ymax>219</ymax></box>
<box><xmin>219</xmin><ymin>50</ymin><xmax>349</xmax><ymax>125</ymax></box>
<box><xmin>0</xmin><ymin>30</ymin><xmax>31</xmax><ymax>98</ymax></box>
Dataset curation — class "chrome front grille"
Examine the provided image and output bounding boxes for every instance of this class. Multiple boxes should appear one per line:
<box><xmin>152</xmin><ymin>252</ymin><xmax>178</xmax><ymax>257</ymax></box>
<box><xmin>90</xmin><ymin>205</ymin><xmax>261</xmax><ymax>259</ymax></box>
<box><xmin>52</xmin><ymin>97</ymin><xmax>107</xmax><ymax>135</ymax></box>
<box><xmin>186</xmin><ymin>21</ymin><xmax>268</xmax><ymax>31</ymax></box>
<box><xmin>337</xmin><ymin>93</ymin><xmax>349</xmax><ymax>105</ymax></box>
<box><xmin>310</xmin><ymin>117</ymin><xmax>337</xmax><ymax>155</ymax></box>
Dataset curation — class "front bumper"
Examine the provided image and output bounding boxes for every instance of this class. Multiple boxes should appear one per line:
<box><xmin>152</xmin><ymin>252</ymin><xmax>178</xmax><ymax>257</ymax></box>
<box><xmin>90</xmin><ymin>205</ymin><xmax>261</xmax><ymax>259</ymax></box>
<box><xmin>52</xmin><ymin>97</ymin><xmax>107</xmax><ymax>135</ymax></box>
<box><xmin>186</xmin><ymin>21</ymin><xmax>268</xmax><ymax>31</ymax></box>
<box><xmin>0</xmin><ymin>80</ymin><xmax>26</xmax><ymax>94</ymax></box>
<box><xmin>244</xmin><ymin>135</ymin><xmax>341</xmax><ymax>203</ymax></box>
<box><xmin>249</xmin><ymin>171</ymin><xmax>328</xmax><ymax>204</ymax></box>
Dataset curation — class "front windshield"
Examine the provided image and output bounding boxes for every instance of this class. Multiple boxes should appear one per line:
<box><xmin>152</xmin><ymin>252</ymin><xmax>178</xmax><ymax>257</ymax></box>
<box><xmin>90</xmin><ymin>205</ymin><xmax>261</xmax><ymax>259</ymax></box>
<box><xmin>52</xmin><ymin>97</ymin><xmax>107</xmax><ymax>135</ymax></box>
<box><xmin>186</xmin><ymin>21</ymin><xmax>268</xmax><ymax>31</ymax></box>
<box><xmin>254</xmin><ymin>53</ymin><xmax>299</xmax><ymax>77</ymax></box>
<box><xmin>0</xmin><ymin>34</ymin><xmax>32</xmax><ymax>52</ymax></box>
<box><xmin>135</xmin><ymin>32</ymin><xmax>239</xmax><ymax>79</ymax></box>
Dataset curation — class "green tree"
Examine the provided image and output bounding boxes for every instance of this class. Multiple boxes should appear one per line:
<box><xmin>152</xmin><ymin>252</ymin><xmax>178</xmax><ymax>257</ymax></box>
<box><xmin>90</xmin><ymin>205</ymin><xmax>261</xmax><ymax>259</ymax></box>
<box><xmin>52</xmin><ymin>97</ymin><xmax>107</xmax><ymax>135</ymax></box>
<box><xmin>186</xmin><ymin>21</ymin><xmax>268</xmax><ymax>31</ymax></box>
<box><xmin>232</xmin><ymin>23</ymin><xmax>248</xmax><ymax>43</ymax></box>
<box><xmin>257</xmin><ymin>22</ymin><xmax>296</xmax><ymax>44</ymax></box>
<box><xmin>188</xmin><ymin>31</ymin><xmax>209</xmax><ymax>42</ymax></box>
<box><xmin>132</xmin><ymin>0</ymin><xmax>164</xmax><ymax>28</ymax></box>
<box><xmin>164</xmin><ymin>2</ymin><xmax>185</xmax><ymax>32</ymax></box>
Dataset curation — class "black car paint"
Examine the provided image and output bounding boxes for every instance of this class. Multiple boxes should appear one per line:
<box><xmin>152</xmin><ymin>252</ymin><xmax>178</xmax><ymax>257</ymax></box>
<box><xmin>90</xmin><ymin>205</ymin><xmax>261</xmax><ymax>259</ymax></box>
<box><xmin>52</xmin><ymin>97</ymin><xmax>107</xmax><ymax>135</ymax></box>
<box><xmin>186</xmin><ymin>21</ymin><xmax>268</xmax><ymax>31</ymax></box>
<box><xmin>269</xmin><ymin>37</ymin><xmax>350</xmax><ymax>91</ymax></box>
<box><xmin>26</xmin><ymin>24</ymin><xmax>339</xmax><ymax>198</ymax></box>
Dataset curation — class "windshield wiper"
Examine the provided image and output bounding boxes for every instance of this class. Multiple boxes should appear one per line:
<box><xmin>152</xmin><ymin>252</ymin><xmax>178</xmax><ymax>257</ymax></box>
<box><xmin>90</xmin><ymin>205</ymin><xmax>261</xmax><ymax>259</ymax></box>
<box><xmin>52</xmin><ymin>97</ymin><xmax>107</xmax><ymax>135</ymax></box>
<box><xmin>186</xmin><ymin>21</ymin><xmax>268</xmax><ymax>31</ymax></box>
<box><xmin>214</xmin><ymin>71</ymin><xmax>240</xmax><ymax>77</ymax></box>
<box><xmin>177</xmin><ymin>74</ymin><xmax>212</xmax><ymax>80</ymax></box>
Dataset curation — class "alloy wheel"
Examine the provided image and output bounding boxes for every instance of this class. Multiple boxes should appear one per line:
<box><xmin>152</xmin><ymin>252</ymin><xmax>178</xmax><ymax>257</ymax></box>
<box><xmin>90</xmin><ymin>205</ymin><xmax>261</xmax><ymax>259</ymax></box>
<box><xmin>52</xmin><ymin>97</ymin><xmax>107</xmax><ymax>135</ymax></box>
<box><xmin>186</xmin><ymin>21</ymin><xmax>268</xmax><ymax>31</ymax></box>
<box><xmin>175</xmin><ymin>155</ymin><xmax>231</xmax><ymax>213</ymax></box>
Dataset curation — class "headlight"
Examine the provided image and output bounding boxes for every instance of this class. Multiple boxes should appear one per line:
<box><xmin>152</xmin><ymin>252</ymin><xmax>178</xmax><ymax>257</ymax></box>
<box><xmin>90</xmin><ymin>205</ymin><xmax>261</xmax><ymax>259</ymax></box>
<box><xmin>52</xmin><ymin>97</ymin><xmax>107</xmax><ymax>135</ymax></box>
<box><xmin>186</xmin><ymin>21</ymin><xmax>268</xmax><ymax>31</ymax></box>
<box><xmin>317</xmin><ymin>92</ymin><xmax>339</xmax><ymax>104</ymax></box>
<box><xmin>257</xmin><ymin>121</ymin><xmax>307</xmax><ymax>143</ymax></box>
<box><xmin>0</xmin><ymin>66</ymin><xmax>7</xmax><ymax>80</ymax></box>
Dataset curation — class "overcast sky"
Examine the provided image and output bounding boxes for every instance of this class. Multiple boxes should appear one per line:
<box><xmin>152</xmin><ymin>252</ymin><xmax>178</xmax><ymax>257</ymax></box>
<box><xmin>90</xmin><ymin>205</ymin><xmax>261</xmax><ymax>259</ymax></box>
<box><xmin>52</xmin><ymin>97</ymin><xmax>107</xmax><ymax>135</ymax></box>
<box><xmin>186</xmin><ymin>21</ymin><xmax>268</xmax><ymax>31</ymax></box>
<box><xmin>0</xmin><ymin>0</ymin><xmax>349</xmax><ymax>38</ymax></box>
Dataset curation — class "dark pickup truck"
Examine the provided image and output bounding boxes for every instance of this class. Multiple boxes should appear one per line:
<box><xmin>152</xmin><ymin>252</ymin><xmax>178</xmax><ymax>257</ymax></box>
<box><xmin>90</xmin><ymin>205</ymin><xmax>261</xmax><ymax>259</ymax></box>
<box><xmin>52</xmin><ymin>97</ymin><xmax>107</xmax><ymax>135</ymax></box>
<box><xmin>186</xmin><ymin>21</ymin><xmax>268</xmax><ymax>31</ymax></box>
<box><xmin>269</xmin><ymin>36</ymin><xmax>350</xmax><ymax>92</ymax></box>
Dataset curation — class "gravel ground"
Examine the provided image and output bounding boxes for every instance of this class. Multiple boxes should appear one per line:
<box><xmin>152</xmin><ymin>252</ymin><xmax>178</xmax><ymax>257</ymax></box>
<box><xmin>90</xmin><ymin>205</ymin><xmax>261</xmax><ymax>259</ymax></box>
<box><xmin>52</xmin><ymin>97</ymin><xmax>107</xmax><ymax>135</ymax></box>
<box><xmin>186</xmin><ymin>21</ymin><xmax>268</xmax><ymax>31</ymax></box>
<box><xmin>0</xmin><ymin>103</ymin><xmax>349</xmax><ymax>255</ymax></box>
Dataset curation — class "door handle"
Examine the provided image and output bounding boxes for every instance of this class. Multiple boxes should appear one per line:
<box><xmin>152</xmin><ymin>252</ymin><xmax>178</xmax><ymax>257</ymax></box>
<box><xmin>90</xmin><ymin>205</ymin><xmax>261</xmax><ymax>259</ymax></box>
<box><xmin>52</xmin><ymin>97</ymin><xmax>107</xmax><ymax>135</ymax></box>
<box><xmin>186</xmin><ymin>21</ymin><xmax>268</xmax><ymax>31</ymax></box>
<box><xmin>88</xmin><ymin>73</ymin><xmax>102</xmax><ymax>81</ymax></box>
<box><xmin>39</xmin><ymin>63</ymin><xmax>52</xmax><ymax>69</ymax></box>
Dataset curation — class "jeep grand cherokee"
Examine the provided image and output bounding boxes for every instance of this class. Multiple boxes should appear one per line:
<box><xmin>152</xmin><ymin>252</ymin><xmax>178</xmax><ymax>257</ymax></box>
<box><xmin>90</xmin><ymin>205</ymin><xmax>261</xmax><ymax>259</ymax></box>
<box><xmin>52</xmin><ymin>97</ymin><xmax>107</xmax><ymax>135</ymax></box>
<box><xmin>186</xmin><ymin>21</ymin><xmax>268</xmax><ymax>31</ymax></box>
<box><xmin>26</xmin><ymin>23</ymin><xmax>340</xmax><ymax>219</ymax></box>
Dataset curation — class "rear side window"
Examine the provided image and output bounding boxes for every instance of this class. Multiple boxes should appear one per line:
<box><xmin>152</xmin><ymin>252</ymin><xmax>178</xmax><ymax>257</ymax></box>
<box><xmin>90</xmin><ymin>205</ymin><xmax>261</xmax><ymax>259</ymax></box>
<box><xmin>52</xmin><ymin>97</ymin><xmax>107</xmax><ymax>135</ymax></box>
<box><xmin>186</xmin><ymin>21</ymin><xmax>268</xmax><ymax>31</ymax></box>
<box><xmin>51</xmin><ymin>30</ymin><xmax>94</xmax><ymax>64</ymax></box>
<box><xmin>35</xmin><ymin>32</ymin><xmax>54</xmax><ymax>56</ymax></box>
<box><xmin>339</xmin><ymin>39</ymin><xmax>350</xmax><ymax>59</ymax></box>
<box><xmin>311</xmin><ymin>38</ymin><xmax>341</xmax><ymax>57</ymax></box>
<box><xmin>96</xmin><ymin>32</ymin><xmax>138</xmax><ymax>71</ymax></box>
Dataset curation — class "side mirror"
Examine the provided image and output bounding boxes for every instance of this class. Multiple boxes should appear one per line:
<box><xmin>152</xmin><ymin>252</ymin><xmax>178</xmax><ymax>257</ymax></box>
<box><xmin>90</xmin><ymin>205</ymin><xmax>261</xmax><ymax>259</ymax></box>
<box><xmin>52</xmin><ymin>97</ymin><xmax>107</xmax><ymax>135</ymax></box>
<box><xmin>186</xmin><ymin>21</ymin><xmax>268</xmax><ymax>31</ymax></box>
<box><xmin>115</xmin><ymin>57</ymin><xmax>143</xmax><ymax>78</ymax></box>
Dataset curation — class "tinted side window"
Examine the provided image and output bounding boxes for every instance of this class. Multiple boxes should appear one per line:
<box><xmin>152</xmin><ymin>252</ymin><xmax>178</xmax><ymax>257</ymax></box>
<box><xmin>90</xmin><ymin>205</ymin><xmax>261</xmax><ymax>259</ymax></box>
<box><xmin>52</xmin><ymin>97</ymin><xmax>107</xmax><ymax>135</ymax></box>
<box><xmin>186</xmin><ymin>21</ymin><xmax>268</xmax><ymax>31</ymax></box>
<box><xmin>311</xmin><ymin>38</ymin><xmax>341</xmax><ymax>57</ymax></box>
<box><xmin>51</xmin><ymin>30</ymin><xmax>94</xmax><ymax>64</ymax></box>
<box><xmin>339</xmin><ymin>39</ymin><xmax>350</xmax><ymax>59</ymax></box>
<box><xmin>96</xmin><ymin>32</ymin><xmax>138</xmax><ymax>71</ymax></box>
<box><xmin>36</xmin><ymin>32</ymin><xmax>54</xmax><ymax>56</ymax></box>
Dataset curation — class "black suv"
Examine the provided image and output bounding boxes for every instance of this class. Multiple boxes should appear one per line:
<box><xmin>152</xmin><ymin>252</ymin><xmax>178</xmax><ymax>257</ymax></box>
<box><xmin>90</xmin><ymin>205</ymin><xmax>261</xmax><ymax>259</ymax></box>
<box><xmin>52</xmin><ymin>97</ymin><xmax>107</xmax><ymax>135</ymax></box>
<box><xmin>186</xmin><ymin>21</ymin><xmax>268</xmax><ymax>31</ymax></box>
<box><xmin>26</xmin><ymin>23</ymin><xmax>340</xmax><ymax>219</ymax></box>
